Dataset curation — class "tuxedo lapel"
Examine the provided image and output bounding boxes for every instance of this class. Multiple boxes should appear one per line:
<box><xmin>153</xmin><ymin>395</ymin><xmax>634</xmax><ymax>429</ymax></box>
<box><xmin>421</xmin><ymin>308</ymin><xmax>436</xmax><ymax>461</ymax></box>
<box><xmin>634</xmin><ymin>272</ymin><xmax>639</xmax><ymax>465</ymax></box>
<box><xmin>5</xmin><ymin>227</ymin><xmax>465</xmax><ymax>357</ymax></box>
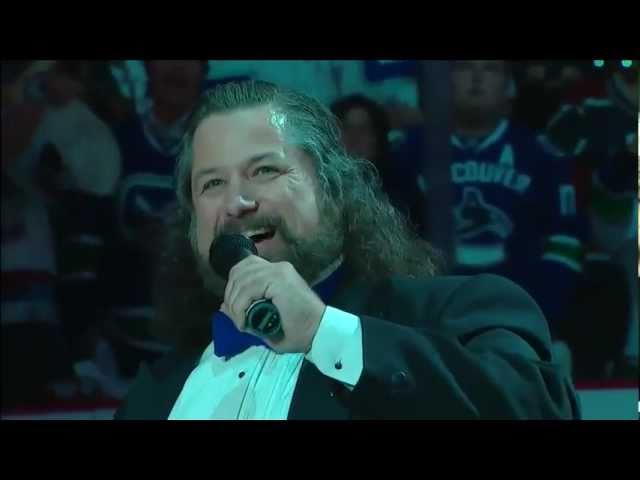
<box><xmin>287</xmin><ymin>359</ymin><xmax>350</xmax><ymax>420</ymax></box>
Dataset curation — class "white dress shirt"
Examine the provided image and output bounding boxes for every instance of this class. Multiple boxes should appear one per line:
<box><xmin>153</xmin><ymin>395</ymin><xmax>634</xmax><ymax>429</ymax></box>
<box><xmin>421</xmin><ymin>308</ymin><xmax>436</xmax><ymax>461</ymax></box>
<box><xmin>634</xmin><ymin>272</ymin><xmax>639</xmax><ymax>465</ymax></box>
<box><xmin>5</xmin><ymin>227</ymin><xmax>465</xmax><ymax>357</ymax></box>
<box><xmin>168</xmin><ymin>306</ymin><xmax>363</xmax><ymax>420</ymax></box>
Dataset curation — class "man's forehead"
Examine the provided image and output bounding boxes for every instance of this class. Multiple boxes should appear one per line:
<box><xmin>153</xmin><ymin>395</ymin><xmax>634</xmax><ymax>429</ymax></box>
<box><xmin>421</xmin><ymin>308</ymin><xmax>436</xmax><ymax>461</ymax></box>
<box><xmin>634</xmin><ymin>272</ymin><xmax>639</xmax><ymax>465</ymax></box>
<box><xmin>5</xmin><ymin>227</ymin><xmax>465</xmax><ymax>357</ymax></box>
<box><xmin>195</xmin><ymin>105</ymin><xmax>287</xmax><ymax>145</ymax></box>
<box><xmin>205</xmin><ymin>104</ymin><xmax>281</xmax><ymax>126</ymax></box>
<box><xmin>191</xmin><ymin>104</ymin><xmax>313</xmax><ymax>172</ymax></box>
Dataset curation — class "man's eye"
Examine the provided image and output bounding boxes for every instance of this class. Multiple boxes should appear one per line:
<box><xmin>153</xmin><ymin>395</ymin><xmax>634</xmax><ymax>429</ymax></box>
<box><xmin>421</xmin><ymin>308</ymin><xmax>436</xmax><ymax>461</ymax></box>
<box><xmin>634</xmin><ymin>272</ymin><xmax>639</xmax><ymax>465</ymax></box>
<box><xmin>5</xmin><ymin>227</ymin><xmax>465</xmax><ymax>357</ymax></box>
<box><xmin>201</xmin><ymin>179</ymin><xmax>224</xmax><ymax>193</ymax></box>
<box><xmin>253</xmin><ymin>166</ymin><xmax>279</xmax><ymax>177</ymax></box>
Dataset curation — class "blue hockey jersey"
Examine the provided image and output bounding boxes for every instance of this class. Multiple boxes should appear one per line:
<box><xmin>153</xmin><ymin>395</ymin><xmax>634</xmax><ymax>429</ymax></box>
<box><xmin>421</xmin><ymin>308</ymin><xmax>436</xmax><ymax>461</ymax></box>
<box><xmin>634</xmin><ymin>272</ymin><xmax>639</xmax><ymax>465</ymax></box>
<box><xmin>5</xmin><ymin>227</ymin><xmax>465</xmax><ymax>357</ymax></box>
<box><xmin>102</xmin><ymin>112</ymin><xmax>180</xmax><ymax>339</ymax></box>
<box><xmin>544</xmin><ymin>93</ymin><xmax>637</xmax><ymax>248</ymax></box>
<box><xmin>397</xmin><ymin>119</ymin><xmax>587</xmax><ymax>332</ymax></box>
<box><xmin>114</xmin><ymin>115</ymin><xmax>178</xmax><ymax>243</ymax></box>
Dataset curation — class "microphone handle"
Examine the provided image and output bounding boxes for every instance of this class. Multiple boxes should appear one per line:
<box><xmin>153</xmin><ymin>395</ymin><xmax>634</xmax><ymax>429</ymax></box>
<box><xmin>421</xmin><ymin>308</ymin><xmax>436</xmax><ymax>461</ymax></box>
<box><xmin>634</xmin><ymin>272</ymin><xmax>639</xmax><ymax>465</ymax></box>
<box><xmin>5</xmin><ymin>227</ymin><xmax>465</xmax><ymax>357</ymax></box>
<box><xmin>246</xmin><ymin>298</ymin><xmax>283</xmax><ymax>338</ymax></box>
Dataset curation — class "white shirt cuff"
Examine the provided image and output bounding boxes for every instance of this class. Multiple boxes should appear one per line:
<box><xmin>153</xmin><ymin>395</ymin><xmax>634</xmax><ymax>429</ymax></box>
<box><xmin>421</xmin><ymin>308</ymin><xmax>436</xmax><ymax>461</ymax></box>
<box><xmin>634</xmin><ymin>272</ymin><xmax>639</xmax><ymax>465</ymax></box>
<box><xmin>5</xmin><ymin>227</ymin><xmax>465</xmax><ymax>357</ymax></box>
<box><xmin>306</xmin><ymin>306</ymin><xmax>363</xmax><ymax>388</ymax></box>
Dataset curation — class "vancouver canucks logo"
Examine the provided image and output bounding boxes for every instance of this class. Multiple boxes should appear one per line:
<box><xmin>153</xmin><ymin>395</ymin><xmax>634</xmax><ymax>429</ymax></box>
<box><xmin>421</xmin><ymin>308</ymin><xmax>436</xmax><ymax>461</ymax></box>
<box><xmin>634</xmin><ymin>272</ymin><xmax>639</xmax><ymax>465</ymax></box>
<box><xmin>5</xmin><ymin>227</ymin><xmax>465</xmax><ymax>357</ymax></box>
<box><xmin>454</xmin><ymin>187</ymin><xmax>513</xmax><ymax>240</ymax></box>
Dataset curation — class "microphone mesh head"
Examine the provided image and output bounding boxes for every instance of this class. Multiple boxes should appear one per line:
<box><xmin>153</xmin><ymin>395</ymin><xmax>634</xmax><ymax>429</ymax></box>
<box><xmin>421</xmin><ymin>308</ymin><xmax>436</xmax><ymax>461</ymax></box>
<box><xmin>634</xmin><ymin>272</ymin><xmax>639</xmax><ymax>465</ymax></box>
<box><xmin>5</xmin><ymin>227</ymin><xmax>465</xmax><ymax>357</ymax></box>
<box><xmin>209</xmin><ymin>234</ymin><xmax>258</xmax><ymax>279</ymax></box>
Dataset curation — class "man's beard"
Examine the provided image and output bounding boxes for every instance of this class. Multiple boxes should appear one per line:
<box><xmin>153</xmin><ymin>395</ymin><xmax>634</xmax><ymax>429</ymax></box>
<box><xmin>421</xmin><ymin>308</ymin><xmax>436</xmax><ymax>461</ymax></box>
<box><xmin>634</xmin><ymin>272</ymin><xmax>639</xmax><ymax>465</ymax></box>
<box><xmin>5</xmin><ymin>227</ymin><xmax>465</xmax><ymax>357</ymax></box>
<box><xmin>194</xmin><ymin>202</ymin><xmax>344</xmax><ymax>297</ymax></box>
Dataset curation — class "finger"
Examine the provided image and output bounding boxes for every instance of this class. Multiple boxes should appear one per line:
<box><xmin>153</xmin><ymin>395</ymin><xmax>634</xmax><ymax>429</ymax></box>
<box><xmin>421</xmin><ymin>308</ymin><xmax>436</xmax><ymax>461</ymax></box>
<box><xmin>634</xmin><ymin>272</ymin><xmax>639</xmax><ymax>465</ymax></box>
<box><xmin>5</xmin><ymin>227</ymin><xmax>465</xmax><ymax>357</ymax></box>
<box><xmin>223</xmin><ymin>257</ymin><xmax>258</xmax><ymax>304</ymax></box>
<box><xmin>231</xmin><ymin>261</ymin><xmax>297</xmax><ymax>308</ymax></box>
<box><xmin>228</xmin><ymin>254</ymin><xmax>268</xmax><ymax>280</ymax></box>
<box><xmin>225</xmin><ymin>261</ymin><xmax>271</xmax><ymax>310</ymax></box>
<box><xmin>224</xmin><ymin>256</ymin><xmax>265</xmax><ymax>301</ymax></box>
<box><xmin>227</xmin><ymin>270</ymin><xmax>274</xmax><ymax>322</ymax></box>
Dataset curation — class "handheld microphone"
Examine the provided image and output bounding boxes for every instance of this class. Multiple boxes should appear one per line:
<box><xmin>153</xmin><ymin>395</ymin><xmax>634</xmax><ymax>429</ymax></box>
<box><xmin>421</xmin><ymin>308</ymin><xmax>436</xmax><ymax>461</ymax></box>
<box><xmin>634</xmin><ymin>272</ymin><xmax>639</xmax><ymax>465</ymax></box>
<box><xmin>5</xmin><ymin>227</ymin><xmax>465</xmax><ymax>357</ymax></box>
<box><xmin>209</xmin><ymin>234</ymin><xmax>283</xmax><ymax>338</ymax></box>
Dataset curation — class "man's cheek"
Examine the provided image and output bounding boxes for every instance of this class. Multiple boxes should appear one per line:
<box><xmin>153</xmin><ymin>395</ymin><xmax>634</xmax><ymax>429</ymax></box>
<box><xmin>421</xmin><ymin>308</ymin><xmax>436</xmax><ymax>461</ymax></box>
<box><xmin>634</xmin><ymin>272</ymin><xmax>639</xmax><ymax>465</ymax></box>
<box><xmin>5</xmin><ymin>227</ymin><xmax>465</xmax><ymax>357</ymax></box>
<box><xmin>196</xmin><ymin>222</ymin><xmax>212</xmax><ymax>260</ymax></box>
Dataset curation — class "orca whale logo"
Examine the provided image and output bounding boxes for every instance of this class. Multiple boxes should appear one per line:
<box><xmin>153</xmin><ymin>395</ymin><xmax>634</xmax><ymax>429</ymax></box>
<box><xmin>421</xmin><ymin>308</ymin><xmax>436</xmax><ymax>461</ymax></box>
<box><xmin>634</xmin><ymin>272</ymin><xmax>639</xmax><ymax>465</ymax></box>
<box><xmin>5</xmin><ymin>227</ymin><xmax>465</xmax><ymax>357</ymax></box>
<box><xmin>454</xmin><ymin>187</ymin><xmax>513</xmax><ymax>240</ymax></box>
<box><xmin>118</xmin><ymin>174</ymin><xmax>176</xmax><ymax>242</ymax></box>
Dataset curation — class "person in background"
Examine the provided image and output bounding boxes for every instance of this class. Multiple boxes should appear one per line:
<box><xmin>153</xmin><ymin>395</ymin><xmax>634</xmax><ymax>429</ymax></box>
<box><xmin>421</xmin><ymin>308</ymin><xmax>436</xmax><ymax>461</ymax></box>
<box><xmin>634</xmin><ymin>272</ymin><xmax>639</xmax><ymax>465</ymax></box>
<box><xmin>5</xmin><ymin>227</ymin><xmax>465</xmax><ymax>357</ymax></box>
<box><xmin>544</xmin><ymin>61</ymin><xmax>637</xmax><ymax>233</ymax></box>
<box><xmin>543</xmin><ymin>61</ymin><xmax>638</xmax><ymax>379</ymax></box>
<box><xmin>1</xmin><ymin>169</ymin><xmax>76</xmax><ymax>408</ymax></box>
<box><xmin>105</xmin><ymin>60</ymin><xmax>209</xmax><ymax>378</ymax></box>
<box><xmin>2</xmin><ymin>60</ymin><xmax>122</xmax><ymax>384</ymax></box>
<box><xmin>49</xmin><ymin>61</ymin><xmax>134</xmax><ymax>127</ymax></box>
<box><xmin>396</xmin><ymin>61</ymin><xmax>586</xmax><ymax>379</ymax></box>
<box><xmin>511</xmin><ymin>61</ymin><xmax>588</xmax><ymax>132</ymax></box>
<box><xmin>331</xmin><ymin>94</ymin><xmax>425</xmax><ymax>232</ymax></box>
<box><xmin>1</xmin><ymin>61</ymin><xmax>82</xmax><ymax>406</ymax></box>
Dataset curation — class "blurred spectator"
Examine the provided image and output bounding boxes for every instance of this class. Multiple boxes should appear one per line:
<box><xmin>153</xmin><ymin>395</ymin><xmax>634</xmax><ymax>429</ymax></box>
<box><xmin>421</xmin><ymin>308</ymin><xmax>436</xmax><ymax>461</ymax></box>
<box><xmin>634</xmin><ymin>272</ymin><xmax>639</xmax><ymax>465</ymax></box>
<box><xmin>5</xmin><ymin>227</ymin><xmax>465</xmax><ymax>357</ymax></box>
<box><xmin>1</xmin><ymin>170</ymin><xmax>73</xmax><ymax>408</ymax></box>
<box><xmin>2</xmin><ymin>60</ymin><xmax>124</xmax><ymax>401</ymax></box>
<box><xmin>512</xmin><ymin>61</ymin><xmax>590</xmax><ymax>132</ymax></box>
<box><xmin>397</xmin><ymin>61</ymin><xmax>586</xmax><ymax>354</ymax></box>
<box><xmin>543</xmin><ymin>61</ymin><xmax>638</xmax><ymax>379</ymax></box>
<box><xmin>1</xmin><ymin>62</ymin><xmax>66</xmax><ymax>406</ymax></box>
<box><xmin>50</xmin><ymin>61</ymin><xmax>134</xmax><ymax>127</ymax></box>
<box><xmin>357</xmin><ymin>61</ymin><xmax>424</xmax><ymax>129</ymax></box>
<box><xmin>563</xmin><ymin>61</ymin><xmax>609</xmax><ymax>105</ymax></box>
<box><xmin>2</xmin><ymin>61</ymin><xmax>122</xmax><ymax>200</ymax></box>
<box><xmin>544</xmin><ymin>61</ymin><xmax>637</xmax><ymax>221</ymax></box>
<box><xmin>2</xmin><ymin>62</ymin><xmax>53</xmax><ymax>168</ymax></box>
<box><xmin>105</xmin><ymin>60</ymin><xmax>209</xmax><ymax>377</ymax></box>
<box><xmin>331</xmin><ymin>94</ymin><xmax>425</xmax><ymax>231</ymax></box>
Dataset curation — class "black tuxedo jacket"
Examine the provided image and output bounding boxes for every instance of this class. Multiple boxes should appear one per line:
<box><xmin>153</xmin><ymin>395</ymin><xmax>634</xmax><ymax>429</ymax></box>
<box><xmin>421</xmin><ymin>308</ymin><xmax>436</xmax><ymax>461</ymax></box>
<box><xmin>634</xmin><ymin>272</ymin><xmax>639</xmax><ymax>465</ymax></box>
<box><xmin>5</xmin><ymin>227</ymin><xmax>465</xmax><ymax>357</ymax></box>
<box><xmin>114</xmin><ymin>273</ymin><xmax>580</xmax><ymax>419</ymax></box>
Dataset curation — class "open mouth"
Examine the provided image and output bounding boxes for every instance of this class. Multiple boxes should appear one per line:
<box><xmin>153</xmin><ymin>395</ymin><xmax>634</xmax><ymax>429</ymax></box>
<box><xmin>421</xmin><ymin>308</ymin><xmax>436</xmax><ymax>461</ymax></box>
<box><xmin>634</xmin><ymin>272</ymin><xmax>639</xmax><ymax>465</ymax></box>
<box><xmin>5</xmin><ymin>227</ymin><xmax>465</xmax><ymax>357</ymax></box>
<box><xmin>246</xmin><ymin>228</ymin><xmax>276</xmax><ymax>244</ymax></box>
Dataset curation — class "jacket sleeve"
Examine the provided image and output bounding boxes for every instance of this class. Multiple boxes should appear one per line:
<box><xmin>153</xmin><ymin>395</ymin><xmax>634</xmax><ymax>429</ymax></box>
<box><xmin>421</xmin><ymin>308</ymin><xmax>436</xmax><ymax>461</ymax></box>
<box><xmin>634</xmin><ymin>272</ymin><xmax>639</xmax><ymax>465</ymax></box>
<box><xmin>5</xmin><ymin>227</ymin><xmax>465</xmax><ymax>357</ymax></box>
<box><xmin>345</xmin><ymin>274</ymin><xmax>580</xmax><ymax>419</ymax></box>
<box><xmin>526</xmin><ymin>149</ymin><xmax>585</xmax><ymax>335</ymax></box>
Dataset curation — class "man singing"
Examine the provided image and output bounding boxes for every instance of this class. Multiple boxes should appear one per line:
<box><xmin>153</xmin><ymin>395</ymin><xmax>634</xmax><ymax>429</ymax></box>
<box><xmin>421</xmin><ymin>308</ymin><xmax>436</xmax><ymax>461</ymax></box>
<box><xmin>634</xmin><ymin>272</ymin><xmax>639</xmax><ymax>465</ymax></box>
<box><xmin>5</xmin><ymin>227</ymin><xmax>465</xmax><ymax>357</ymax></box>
<box><xmin>114</xmin><ymin>80</ymin><xmax>579</xmax><ymax>420</ymax></box>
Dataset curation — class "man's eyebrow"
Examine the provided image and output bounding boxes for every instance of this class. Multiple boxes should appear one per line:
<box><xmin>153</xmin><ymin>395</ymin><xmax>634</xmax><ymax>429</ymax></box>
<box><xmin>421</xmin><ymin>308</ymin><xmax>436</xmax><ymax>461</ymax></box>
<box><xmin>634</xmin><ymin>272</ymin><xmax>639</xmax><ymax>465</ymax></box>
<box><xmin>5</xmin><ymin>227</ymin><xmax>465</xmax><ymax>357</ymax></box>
<box><xmin>246</xmin><ymin>152</ymin><xmax>279</xmax><ymax>168</ymax></box>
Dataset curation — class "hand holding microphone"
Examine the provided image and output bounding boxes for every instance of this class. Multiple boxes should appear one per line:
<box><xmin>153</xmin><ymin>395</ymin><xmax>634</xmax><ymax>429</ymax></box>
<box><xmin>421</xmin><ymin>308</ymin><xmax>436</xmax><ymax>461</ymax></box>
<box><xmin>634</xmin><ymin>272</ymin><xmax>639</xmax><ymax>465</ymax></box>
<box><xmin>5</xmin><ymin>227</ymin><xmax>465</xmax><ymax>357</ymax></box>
<box><xmin>210</xmin><ymin>234</ymin><xmax>326</xmax><ymax>353</ymax></box>
<box><xmin>210</xmin><ymin>234</ymin><xmax>282</xmax><ymax>337</ymax></box>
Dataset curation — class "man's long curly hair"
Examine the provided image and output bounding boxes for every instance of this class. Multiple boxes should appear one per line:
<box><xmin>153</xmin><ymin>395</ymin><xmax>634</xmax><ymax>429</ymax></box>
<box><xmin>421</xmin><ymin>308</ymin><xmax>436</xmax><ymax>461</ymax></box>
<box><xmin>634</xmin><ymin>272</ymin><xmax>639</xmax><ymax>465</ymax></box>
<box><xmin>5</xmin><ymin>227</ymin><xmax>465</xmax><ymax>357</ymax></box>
<box><xmin>152</xmin><ymin>80</ymin><xmax>442</xmax><ymax>352</ymax></box>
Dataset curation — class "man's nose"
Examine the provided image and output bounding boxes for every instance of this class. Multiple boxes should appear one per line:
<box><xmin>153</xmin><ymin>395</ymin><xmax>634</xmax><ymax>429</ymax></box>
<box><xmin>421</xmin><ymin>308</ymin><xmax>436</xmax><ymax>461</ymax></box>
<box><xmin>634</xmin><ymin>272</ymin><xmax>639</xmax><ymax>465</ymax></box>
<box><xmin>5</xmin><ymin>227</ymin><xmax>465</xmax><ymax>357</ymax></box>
<box><xmin>225</xmin><ymin>190</ymin><xmax>258</xmax><ymax>218</ymax></box>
